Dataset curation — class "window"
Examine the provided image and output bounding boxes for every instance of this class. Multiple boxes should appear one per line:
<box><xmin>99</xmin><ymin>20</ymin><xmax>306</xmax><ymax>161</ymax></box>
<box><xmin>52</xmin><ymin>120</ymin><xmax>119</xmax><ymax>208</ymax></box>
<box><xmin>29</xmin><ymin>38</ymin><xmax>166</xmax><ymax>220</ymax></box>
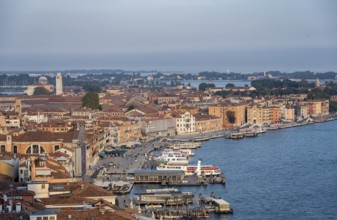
<box><xmin>0</xmin><ymin>145</ymin><xmax>5</xmax><ymax>153</ymax></box>
<box><xmin>54</xmin><ymin>145</ymin><xmax>60</xmax><ymax>151</ymax></box>
<box><xmin>33</xmin><ymin>145</ymin><xmax>39</xmax><ymax>154</ymax></box>
<box><xmin>13</xmin><ymin>145</ymin><xmax>18</xmax><ymax>154</ymax></box>
<box><xmin>43</xmin><ymin>217</ymin><xmax>48</xmax><ymax>220</ymax></box>
<box><xmin>41</xmin><ymin>184</ymin><xmax>45</xmax><ymax>189</ymax></box>
<box><xmin>27</xmin><ymin>145</ymin><xmax>46</xmax><ymax>155</ymax></box>
<box><xmin>50</xmin><ymin>217</ymin><xmax>56</xmax><ymax>220</ymax></box>
<box><xmin>37</xmin><ymin>217</ymin><xmax>42</xmax><ymax>220</ymax></box>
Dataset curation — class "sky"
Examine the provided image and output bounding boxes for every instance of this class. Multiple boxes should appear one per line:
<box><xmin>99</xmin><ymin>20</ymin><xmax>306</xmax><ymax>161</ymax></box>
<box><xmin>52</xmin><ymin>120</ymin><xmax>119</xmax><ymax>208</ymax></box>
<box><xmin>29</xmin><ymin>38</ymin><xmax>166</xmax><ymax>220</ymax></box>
<box><xmin>0</xmin><ymin>0</ymin><xmax>336</xmax><ymax>73</ymax></box>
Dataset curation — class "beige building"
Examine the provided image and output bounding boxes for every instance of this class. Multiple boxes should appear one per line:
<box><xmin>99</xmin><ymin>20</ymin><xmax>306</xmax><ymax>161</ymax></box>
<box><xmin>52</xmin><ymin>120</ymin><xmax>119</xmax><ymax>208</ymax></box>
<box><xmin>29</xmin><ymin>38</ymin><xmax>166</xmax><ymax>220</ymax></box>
<box><xmin>247</xmin><ymin>105</ymin><xmax>272</xmax><ymax>125</ymax></box>
<box><xmin>106</xmin><ymin>88</ymin><xmax>123</xmax><ymax>95</ymax></box>
<box><xmin>0</xmin><ymin>131</ymin><xmax>79</xmax><ymax>155</ymax></box>
<box><xmin>283</xmin><ymin>108</ymin><xmax>295</xmax><ymax>121</ymax></box>
<box><xmin>195</xmin><ymin>115</ymin><xmax>222</xmax><ymax>133</ymax></box>
<box><xmin>115</xmin><ymin>120</ymin><xmax>142</xmax><ymax>143</ymax></box>
<box><xmin>175</xmin><ymin>111</ymin><xmax>195</xmax><ymax>135</ymax></box>
<box><xmin>208</xmin><ymin>104</ymin><xmax>246</xmax><ymax>128</ymax></box>
<box><xmin>296</xmin><ymin>105</ymin><xmax>309</xmax><ymax>118</ymax></box>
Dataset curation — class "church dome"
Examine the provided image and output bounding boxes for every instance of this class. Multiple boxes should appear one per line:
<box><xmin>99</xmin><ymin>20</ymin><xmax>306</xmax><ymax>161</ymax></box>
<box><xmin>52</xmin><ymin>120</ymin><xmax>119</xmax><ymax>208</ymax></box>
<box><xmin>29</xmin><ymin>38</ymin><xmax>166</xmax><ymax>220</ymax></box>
<box><xmin>38</xmin><ymin>76</ymin><xmax>48</xmax><ymax>85</ymax></box>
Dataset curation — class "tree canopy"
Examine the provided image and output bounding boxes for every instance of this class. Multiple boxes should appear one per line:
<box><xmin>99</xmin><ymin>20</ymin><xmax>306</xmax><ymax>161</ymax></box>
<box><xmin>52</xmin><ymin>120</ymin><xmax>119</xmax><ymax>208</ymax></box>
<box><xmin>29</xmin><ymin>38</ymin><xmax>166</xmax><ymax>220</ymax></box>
<box><xmin>33</xmin><ymin>87</ymin><xmax>51</xmax><ymax>95</ymax></box>
<box><xmin>82</xmin><ymin>92</ymin><xmax>101</xmax><ymax>110</ymax></box>
<box><xmin>199</xmin><ymin>83</ymin><xmax>215</xmax><ymax>91</ymax></box>
<box><xmin>82</xmin><ymin>84</ymin><xmax>102</xmax><ymax>93</ymax></box>
<box><xmin>225</xmin><ymin>83</ymin><xmax>235</xmax><ymax>88</ymax></box>
<box><xmin>329</xmin><ymin>101</ymin><xmax>337</xmax><ymax>113</ymax></box>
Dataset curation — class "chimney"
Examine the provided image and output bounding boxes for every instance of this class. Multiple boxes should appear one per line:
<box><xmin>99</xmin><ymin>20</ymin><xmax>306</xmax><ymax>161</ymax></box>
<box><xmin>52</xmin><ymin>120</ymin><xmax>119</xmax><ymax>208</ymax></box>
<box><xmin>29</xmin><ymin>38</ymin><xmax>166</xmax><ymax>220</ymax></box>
<box><xmin>80</xmin><ymin>184</ymin><xmax>84</xmax><ymax>190</ymax></box>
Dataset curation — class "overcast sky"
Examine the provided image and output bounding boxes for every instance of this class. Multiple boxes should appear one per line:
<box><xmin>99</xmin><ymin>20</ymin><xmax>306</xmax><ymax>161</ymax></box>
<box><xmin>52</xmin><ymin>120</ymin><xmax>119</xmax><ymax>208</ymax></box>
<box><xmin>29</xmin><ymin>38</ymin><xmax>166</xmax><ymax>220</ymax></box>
<box><xmin>0</xmin><ymin>0</ymin><xmax>336</xmax><ymax>73</ymax></box>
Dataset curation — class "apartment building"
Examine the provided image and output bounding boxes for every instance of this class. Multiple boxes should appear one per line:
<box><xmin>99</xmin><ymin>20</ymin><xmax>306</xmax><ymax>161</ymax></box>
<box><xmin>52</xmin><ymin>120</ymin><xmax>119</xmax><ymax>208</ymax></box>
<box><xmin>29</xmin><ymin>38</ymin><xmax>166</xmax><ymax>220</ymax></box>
<box><xmin>175</xmin><ymin>111</ymin><xmax>195</xmax><ymax>135</ymax></box>
<box><xmin>208</xmin><ymin>104</ymin><xmax>246</xmax><ymax>128</ymax></box>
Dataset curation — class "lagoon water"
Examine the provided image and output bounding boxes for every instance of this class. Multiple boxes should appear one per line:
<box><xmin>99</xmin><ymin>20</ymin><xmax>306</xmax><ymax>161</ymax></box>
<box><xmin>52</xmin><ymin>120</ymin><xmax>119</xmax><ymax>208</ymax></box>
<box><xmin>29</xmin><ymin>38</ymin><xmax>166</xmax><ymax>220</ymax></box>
<box><xmin>133</xmin><ymin>120</ymin><xmax>337</xmax><ymax>219</ymax></box>
<box><xmin>180</xmin><ymin>80</ymin><xmax>251</xmax><ymax>88</ymax></box>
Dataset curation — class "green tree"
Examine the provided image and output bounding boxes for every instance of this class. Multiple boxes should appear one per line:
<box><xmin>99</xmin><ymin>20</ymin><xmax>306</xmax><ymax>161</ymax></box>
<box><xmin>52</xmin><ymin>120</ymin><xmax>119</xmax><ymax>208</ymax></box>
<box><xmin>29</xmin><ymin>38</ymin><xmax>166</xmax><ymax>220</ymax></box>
<box><xmin>307</xmin><ymin>88</ymin><xmax>329</xmax><ymax>100</ymax></box>
<box><xmin>329</xmin><ymin>101</ymin><xmax>337</xmax><ymax>113</ymax></box>
<box><xmin>226</xmin><ymin>111</ymin><xmax>236</xmax><ymax>124</ymax></box>
<box><xmin>82</xmin><ymin>84</ymin><xmax>102</xmax><ymax>93</ymax></box>
<box><xmin>33</xmin><ymin>87</ymin><xmax>51</xmax><ymax>95</ymax></box>
<box><xmin>199</xmin><ymin>83</ymin><xmax>215</xmax><ymax>91</ymax></box>
<box><xmin>225</xmin><ymin>83</ymin><xmax>235</xmax><ymax>88</ymax></box>
<box><xmin>82</xmin><ymin>92</ymin><xmax>101</xmax><ymax>110</ymax></box>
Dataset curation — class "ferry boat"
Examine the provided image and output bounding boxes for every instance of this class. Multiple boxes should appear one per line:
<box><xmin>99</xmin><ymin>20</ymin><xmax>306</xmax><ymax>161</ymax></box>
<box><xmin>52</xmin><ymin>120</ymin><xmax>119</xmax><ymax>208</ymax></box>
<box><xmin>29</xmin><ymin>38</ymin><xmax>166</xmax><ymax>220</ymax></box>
<box><xmin>157</xmin><ymin>160</ymin><xmax>221</xmax><ymax>176</ymax></box>
<box><xmin>155</xmin><ymin>153</ymin><xmax>189</xmax><ymax>165</ymax></box>
<box><xmin>230</xmin><ymin>133</ymin><xmax>244</xmax><ymax>139</ymax></box>
<box><xmin>244</xmin><ymin>131</ymin><xmax>257</xmax><ymax>137</ymax></box>
<box><xmin>186</xmin><ymin>165</ymin><xmax>221</xmax><ymax>176</ymax></box>
<box><xmin>158</xmin><ymin>149</ymin><xmax>194</xmax><ymax>157</ymax></box>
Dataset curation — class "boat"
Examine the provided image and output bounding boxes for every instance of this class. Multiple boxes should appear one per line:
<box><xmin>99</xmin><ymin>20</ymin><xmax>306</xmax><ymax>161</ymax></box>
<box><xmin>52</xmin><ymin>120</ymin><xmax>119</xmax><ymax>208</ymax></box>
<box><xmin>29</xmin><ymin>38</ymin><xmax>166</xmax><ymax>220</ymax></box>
<box><xmin>157</xmin><ymin>160</ymin><xmax>222</xmax><ymax>176</ymax></box>
<box><xmin>155</xmin><ymin>153</ymin><xmax>189</xmax><ymax>165</ymax></box>
<box><xmin>155</xmin><ymin>149</ymin><xmax>194</xmax><ymax>159</ymax></box>
<box><xmin>244</xmin><ymin>132</ymin><xmax>257</xmax><ymax>137</ymax></box>
<box><xmin>230</xmin><ymin>133</ymin><xmax>244</xmax><ymax>139</ymax></box>
<box><xmin>186</xmin><ymin>165</ymin><xmax>221</xmax><ymax>176</ymax></box>
<box><xmin>253</xmin><ymin>125</ymin><xmax>267</xmax><ymax>134</ymax></box>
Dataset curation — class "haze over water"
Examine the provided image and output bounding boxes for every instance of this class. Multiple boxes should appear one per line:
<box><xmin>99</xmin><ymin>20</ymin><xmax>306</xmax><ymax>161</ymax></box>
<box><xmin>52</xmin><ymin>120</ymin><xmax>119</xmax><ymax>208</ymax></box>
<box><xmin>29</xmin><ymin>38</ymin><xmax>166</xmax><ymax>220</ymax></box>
<box><xmin>134</xmin><ymin>120</ymin><xmax>337</xmax><ymax>219</ymax></box>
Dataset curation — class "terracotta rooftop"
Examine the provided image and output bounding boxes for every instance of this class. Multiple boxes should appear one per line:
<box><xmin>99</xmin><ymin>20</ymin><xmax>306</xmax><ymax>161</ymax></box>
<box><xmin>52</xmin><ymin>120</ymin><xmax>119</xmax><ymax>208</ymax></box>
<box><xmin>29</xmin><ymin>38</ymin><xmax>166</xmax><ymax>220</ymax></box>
<box><xmin>56</xmin><ymin>207</ymin><xmax>137</xmax><ymax>220</ymax></box>
<box><xmin>0</xmin><ymin>213</ymin><xmax>29</xmax><ymax>220</ymax></box>
<box><xmin>194</xmin><ymin>114</ymin><xmax>220</xmax><ymax>121</ymax></box>
<box><xmin>10</xmin><ymin>131</ymin><xmax>79</xmax><ymax>143</ymax></box>
<box><xmin>70</xmin><ymin>181</ymin><xmax>114</xmax><ymax>197</ymax></box>
<box><xmin>41</xmin><ymin>196</ymin><xmax>96</xmax><ymax>205</ymax></box>
<box><xmin>1</xmin><ymin>189</ymin><xmax>36</xmax><ymax>197</ymax></box>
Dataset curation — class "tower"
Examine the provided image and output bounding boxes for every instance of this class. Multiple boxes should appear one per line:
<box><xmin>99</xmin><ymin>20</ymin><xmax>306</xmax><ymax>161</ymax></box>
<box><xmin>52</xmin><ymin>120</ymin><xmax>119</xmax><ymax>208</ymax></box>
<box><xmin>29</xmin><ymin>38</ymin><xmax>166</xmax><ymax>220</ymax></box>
<box><xmin>315</xmin><ymin>78</ymin><xmax>320</xmax><ymax>88</ymax></box>
<box><xmin>55</xmin><ymin>72</ymin><xmax>63</xmax><ymax>95</ymax></box>
<box><xmin>15</xmin><ymin>99</ymin><xmax>22</xmax><ymax>117</ymax></box>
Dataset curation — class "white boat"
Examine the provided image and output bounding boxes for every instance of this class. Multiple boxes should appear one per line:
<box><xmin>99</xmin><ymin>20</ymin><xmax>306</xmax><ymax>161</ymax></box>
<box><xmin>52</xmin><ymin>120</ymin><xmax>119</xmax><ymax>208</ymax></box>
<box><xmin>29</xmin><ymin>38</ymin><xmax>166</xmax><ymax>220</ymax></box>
<box><xmin>156</xmin><ymin>160</ymin><xmax>221</xmax><ymax>176</ymax></box>
<box><xmin>186</xmin><ymin>165</ymin><xmax>221</xmax><ymax>176</ymax></box>
<box><xmin>155</xmin><ymin>153</ymin><xmax>189</xmax><ymax>165</ymax></box>
<box><xmin>159</xmin><ymin>149</ymin><xmax>194</xmax><ymax>157</ymax></box>
<box><xmin>156</xmin><ymin>163</ymin><xmax>187</xmax><ymax>172</ymax></box>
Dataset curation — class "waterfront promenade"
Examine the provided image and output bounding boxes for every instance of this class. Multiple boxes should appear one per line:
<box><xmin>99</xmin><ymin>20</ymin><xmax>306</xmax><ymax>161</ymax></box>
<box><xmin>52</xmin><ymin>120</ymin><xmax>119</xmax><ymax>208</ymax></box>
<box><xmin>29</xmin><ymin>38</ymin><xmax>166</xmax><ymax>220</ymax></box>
<box><xmin>86</xmin><ymin>115</ymin><xmax>337</xmax><ymax>182</ymax></box>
